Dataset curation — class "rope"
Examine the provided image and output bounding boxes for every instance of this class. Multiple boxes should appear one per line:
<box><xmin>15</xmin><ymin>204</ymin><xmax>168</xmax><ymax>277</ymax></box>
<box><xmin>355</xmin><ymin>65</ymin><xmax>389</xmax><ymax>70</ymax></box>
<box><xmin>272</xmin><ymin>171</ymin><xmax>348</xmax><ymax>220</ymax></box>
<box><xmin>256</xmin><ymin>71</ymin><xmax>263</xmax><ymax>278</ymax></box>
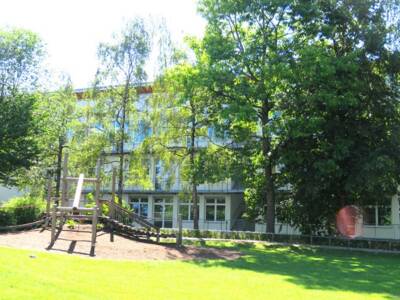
<box><xmin>0</xmin><ymin>218</ymin><xmax>45</xmax><ymax>231</ymax></box>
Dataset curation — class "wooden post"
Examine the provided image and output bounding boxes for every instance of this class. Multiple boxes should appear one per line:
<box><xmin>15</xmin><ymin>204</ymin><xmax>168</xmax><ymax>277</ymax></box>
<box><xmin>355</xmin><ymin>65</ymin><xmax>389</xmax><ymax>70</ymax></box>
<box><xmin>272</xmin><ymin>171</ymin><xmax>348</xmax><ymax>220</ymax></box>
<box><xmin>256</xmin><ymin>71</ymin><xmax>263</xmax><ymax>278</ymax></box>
<box><xmin>110</xmin><ymin>168</ymin><xmax>116</xmax><ymax>218</ymax></box>
<box><xmin>46</xmin><ymin>177</ymin><xmax>52</xmax><ymax>217</ymax></box>
<box><xmin>61</xmin><ymin>153</ymin><xmax>69</xmax><ymax>206</ymax></box>
<box><xmin>90</xmin><ymin>206</ymin><xmax>98</xmax><ymax>256</ymax></box>
<box><xmin>50</xmin><ymin>204</ymin><xmax>57</xmax><ymax>246</ymax></box>
<box><xmin>177</xmin><ymin>213</ymin><xmax>183</xmax><ymax>247</ymax></box>
<box><xmin>109</xmin><ymin>168</ymin><xmax>116</xmax><ymax>242</ymax></box>
<box><xmin>156</xmin><ymin>228</ymin><xmax>160</xmax><ymax>243</ymax></box>
<box><xmin>94</xmin><ymin>158</ymin><xmax>101</xmax><ymax>210</ymax></box>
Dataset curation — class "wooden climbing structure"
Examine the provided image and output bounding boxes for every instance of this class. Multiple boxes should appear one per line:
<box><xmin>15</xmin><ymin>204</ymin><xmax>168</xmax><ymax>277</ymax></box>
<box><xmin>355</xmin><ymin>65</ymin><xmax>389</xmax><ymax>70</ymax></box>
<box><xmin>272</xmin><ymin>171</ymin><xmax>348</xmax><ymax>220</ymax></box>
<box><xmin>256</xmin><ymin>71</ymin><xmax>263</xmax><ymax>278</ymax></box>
<box><xmin>45</xmin><ymin>153</ymin><xmax>182</xmax><ymax>257</ymax></box>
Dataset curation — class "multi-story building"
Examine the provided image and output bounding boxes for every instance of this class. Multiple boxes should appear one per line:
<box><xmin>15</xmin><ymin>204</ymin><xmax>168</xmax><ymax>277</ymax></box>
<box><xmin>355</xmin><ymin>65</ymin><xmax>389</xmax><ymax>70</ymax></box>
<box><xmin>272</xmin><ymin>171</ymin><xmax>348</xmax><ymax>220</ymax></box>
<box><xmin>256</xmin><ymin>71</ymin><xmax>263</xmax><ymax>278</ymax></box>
<box><xmin>76</xmin><ymin>86</ymin><xmax>400</xmax><ymax>239</ymax></box>
<box><xmin>76</xmin><ymin>86</ymin><xmax>247</xmax><ymax>232</ymax></box>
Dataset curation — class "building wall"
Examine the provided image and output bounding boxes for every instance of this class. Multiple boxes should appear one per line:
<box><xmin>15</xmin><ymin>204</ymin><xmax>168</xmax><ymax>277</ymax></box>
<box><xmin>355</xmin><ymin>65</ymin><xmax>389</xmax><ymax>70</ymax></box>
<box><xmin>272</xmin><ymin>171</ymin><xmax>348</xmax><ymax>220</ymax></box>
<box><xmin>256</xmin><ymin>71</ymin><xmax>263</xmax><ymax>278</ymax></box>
<box><xmin>255</xmin><ymin>195</ymin><xmax>400</xmax><ymax>239</ymax></box>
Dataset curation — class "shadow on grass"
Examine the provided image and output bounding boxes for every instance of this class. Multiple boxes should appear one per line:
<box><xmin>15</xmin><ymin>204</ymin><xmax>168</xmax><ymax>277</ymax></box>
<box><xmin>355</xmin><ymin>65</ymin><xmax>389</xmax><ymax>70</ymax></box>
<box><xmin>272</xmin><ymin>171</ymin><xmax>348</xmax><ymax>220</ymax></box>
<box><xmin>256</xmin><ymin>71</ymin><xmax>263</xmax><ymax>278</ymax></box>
<box><xmin>184</xmin><ymin>241</ymin><xmax>400</xmax><ymax>298</ymax></box>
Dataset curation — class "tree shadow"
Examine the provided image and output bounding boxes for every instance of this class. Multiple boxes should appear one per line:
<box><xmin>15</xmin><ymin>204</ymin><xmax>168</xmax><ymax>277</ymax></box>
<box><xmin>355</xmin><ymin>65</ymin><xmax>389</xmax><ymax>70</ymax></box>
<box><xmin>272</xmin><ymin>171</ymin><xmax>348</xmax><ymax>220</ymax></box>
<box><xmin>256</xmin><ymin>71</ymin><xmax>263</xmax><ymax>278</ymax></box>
<box><xmin>184</xmin><ymin>242</ymin><xmax>400</xmax><ymax>298</ymax></box>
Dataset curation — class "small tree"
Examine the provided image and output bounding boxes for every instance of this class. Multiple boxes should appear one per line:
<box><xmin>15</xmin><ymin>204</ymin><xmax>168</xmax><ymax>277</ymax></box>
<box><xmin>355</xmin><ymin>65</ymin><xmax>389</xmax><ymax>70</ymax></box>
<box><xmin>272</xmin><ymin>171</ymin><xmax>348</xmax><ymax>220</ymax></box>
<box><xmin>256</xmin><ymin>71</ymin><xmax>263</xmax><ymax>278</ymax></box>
<box><xmin>148</xmin><ymin>61</ymin><xmax>230</xmax><ymax>229</ymax></box>
<box><xmin>94</xmin><ymin>18</ymin><xmax>151</xmax><ymax>203</ymax></box>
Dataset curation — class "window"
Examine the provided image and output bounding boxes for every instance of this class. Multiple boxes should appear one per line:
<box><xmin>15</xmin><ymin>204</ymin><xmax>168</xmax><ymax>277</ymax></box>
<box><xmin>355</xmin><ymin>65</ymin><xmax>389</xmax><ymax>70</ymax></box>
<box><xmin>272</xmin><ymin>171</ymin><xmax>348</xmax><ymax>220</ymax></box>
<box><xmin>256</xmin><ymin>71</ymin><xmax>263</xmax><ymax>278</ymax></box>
<box><xmin>179</xmin><ymin>199</ymin><xmax>193</xmax><ymax>221</ymax></box>
<box><xmin>378</xmin><ymin>206</ymin><xmax>391</xmax><ymax>225</ymax></box>
<box><xmin>363</xmin><ymin>205</ymin><xmax>391</xmax><ymax>226</ymax></box>
<box><xmin>205</xmin><ymin>198</ymin><xmax>226</xmax><ymax>221</ymax></box>
<box><xmin>129</xmin><ymin>197</ymin><xmax>148</xmax><ymax>218</ymax></box>
<box><xmin>154</xmin><ymin>198</ymin><xmax>173</xmax><ymax>228</ymax></box>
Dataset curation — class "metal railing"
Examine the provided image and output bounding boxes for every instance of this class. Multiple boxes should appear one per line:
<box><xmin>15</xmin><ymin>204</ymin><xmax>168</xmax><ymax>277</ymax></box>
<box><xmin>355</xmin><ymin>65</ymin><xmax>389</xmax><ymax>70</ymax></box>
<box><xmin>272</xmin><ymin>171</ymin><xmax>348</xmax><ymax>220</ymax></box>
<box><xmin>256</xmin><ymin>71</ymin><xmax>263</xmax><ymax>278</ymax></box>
<box><xmin>93</xmin><ymin>178</ymin><xmax>243</xmax><ymax>193</ymax></box>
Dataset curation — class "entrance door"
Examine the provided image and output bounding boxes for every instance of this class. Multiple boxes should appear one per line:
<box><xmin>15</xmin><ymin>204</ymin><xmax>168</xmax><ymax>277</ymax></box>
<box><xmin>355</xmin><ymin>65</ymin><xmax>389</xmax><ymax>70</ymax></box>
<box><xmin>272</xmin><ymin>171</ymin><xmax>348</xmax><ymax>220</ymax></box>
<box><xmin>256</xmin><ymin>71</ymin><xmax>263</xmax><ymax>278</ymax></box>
<box><xmin>154</xmin><ymin>197</ymin><xmax>173</xmax><ymax>228</ymax></box>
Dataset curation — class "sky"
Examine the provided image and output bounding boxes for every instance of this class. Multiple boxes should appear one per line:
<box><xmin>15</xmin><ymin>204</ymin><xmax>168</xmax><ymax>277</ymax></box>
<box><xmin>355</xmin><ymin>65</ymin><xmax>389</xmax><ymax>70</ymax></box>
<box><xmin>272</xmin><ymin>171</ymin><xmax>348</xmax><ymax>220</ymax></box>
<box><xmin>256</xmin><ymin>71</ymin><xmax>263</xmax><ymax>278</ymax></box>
<box><xmin>0</xmin><ymin>0</ymin><xmax>206</xmax><ymax>88</ymax></box>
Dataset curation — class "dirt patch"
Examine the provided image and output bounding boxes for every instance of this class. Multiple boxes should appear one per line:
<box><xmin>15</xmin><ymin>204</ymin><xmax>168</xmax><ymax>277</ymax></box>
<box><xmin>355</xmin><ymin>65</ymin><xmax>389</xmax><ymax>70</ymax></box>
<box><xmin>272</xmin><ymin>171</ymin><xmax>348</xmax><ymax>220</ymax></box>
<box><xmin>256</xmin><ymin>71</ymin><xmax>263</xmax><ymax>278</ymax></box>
<box><xmin>0</xmin><ymin>225</ymin><xmax>241</xmax><ymax>261</ymax></box>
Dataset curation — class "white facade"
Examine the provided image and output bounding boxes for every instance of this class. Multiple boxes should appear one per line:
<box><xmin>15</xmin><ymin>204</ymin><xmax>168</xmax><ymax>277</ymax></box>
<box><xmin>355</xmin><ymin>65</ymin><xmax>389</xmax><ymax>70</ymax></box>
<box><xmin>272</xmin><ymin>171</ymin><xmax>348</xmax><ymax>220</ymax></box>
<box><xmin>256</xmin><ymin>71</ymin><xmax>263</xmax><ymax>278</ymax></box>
<box><xmin>255</xmin><ymin>195</ymin><xmax>400</xmax><ymax>240</ymax></box>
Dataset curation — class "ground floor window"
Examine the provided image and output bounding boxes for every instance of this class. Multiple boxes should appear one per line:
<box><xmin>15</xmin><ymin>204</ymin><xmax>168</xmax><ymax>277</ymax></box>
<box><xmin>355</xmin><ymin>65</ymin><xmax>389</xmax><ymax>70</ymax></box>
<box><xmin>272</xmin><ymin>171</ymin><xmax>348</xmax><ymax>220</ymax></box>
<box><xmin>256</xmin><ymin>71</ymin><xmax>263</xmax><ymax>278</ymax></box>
<box><xmin>179</xmin><ymin>198</ymin><xmax>193</xmax><ymax>221</ymax></box>
<box><xmin>205</xmin><ymin>197</ymin><xmax>226</xmax><ymax>221</ymax></box>
<box><xmin>154</xmin><ymin>197</ymin><xmax>173</xmax><ymax>228</ymax></box>
<box><xmin>363</xmin><ymin>205</ymin><xmax>391</xmax><ymax>226</ymax></box>
<box><xmin>129</xmin><ymin>197</ymin><xmax>148</xmax><ymax>218</ymax></box>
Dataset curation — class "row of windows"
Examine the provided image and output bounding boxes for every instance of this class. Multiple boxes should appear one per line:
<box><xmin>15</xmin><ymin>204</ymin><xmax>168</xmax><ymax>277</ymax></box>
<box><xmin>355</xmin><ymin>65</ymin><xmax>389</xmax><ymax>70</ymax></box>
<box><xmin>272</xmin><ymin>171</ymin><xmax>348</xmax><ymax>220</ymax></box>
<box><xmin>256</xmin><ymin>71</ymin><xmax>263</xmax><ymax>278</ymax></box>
<box><xmin>363</xmin><ymin>206</ymin><xmax>392</xmax><ymax>226</ymax></box>
<box><xmin>130</xmin><ymin>199</ymin><xmax>396</xmax><ymax>227</ymax></box>
<box><xmin>129</xmin><ymin>197</ymin><xmax>226</xmax><ymax>223</ymax></box>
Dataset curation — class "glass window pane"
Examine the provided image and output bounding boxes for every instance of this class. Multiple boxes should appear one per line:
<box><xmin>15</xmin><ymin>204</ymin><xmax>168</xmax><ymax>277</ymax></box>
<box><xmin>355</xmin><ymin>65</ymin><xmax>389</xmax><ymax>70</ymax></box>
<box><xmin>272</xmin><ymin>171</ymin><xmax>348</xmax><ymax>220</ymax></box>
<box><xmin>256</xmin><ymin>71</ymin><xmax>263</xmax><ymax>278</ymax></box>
<box><xmin>164</xmin><ymin>205</ymin><xmax>173</xmax><ymax>220</ymax></box>
<box><xmin>180</xmin><ymin>205</ymin><xmax>189</xmax><ymax>220</ymax></box>
<box><xmin>155</xmin><ymin>198</ymin><xmax>163</xmax><ymax>204</ymax></box>
<box><xmin>363</xmin><ymin>207</ymin><xmax>376</xmax><ymax>225</ymax></box>
<box><xmin>132</xmin><ymin>203</ymin><xmax>140</xmax><ymax>215</ymax></box>
<box><xmin>378</xmin><ymin>206</ymin><xmax>391</xmax><ymax>225</ymax></box>
<box><xmin>216</xmin><ymin>206</ymin><xmax>225</xmax><ymax>221</ymax></box>
<box><xmin>164</xmin><ymin>220</ymin><xmax>173</xmax><ymax>228</ymax></box>
<box><xmin>217</xmin><ymin>198</ymin><xmax>225</xmax><ymax>204</ymax></box>
<box><xmin>154</xmin><ymin>205</ymin><xmax>163</xmax><ymax>219</ymax></box>
<box><xmin>141</xmin><ymin>199</ymin><xmax>148</xmax><ymax>203</ymax></box>
<box><xmin>165</xmin><ymin>198</ymin><xmax>173</xmax><ymax>204</ymax></box>
<box><xmin>206</xmin><ymin>206</ymin><xmax>215</xmax><ymax>221</ymax></box>
<box><xmin>140</xmin><ymin>203</ymin><xmax>148</xmax><ymax>218</ymax></box>
<box><xmin>206</xmin><ymin>198</ymin><xmax>215</xmax><ymax>204</ymax></box>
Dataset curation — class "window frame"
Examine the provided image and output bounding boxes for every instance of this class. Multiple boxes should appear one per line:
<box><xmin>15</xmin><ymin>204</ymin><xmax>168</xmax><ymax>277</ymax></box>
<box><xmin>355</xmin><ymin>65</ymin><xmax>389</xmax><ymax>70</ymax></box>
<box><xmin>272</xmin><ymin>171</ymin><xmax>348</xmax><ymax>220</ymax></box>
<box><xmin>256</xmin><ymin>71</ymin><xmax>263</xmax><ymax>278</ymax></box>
<box><xmin>129</xmin><ymin>197</ymin><xmax>149</xmax><ymax>218</ymax></box>
<box><xmin>363</xmin><ymin>205</ymin><xmax>392</xmax><ymax>226</ymax></box>
<box><xmin>205</xmin><ymin>197</ymin><xmax>226</xmax><ymax>222</ymax></box>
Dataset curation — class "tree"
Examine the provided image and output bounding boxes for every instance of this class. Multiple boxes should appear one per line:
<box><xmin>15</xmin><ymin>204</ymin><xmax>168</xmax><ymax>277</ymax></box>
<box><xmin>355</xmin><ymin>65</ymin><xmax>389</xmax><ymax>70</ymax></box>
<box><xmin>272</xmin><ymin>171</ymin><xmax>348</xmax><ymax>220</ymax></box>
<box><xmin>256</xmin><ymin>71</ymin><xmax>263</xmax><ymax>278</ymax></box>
<box><xmin>37</xmin><ymin>80</ymin><xmax>77</xmax><ymax>197</ymax></box>
<box><xmin>197</xmin><ymin>0</ymin><xmax>292</xmax><ymax>233</ymax></box>
<box><xmin>95</xmin><ymin>18</ymin><xmax>151</xmax><ymax>203</ymax></box>
<box><xmin>0</xmin><ymin>28</ymin><xmax>44</xmax><ymax>185</ymax></box>
<box><xmin>279</xmin><ymin>0</ymin><xmax>400</xmax><ymax>233</ymax></box>
<box><xmin>147</xmin><ymin>61</ymin><xmax>230</xmax><ymax>229</ymax></box>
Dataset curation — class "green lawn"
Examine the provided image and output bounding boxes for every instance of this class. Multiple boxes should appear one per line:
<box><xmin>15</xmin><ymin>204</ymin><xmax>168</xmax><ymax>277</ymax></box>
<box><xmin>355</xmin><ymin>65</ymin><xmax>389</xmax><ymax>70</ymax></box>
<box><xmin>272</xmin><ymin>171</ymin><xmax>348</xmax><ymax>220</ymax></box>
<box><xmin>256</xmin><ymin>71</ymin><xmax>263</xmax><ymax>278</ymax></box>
<box><xmin>0</xmin><ymin>242</ymin><xmax>399</xmax><ymax>300</ymax></box>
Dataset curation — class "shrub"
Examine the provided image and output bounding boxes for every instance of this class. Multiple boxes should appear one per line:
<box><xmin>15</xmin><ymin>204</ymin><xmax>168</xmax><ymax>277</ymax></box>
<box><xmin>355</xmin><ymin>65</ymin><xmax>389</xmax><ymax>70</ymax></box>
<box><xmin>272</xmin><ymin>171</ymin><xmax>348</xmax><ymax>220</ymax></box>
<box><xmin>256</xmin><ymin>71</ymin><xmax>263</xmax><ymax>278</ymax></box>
<box><xmin>0</xmin><ymin>196</ymin><xmax>45</xmax><ymax>226</ymax></box>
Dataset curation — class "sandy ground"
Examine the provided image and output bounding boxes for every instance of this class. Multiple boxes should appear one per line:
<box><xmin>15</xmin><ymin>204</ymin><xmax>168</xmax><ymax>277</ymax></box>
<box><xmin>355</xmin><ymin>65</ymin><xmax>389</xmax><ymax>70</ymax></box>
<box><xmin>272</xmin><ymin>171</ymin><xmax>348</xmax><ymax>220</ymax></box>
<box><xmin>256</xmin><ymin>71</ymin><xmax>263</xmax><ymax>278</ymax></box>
<box><xmin>0</xmin><ymin>225</ymin><xmax>241</xmax><ymax>260</ymax></box>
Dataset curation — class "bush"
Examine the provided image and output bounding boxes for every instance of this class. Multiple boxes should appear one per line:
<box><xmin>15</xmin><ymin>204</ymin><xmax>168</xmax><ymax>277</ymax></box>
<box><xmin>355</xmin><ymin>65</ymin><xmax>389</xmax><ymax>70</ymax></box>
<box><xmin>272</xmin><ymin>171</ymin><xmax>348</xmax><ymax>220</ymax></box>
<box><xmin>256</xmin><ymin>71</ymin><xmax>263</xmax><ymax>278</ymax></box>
<box><xmin>0</xmin><ymin>196</ymin><xmax>45</xmax><ymax>226</ymax></box>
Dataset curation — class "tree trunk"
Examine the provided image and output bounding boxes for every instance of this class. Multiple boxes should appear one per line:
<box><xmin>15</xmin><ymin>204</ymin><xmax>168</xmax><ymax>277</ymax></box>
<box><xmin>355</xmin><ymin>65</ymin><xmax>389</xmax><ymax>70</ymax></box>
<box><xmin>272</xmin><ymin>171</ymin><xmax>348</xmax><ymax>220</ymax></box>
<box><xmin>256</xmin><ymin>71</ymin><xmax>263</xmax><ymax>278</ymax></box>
<box><xmin>117</xmin><ymin>81</ymin><xmax>130</xmax><ymax>205</ymax></box>
<box><xmin>261</xmin><ymin>101</ymin><xmax>275</xmax><ymax>233</ymax></box>
<box><xmin>55</xmin><ymin>136</ymin><xmax>65</xmax><ymax>201</ymax></box>
<box><xmin>190</xmin><ymin>111</ymin><xmax>199</xmax><ymax>230</ymax></box>
<box><xmin>192</xmin><ymin>182</ymin><xmax>199</xmax><ymax>230</ymax></box>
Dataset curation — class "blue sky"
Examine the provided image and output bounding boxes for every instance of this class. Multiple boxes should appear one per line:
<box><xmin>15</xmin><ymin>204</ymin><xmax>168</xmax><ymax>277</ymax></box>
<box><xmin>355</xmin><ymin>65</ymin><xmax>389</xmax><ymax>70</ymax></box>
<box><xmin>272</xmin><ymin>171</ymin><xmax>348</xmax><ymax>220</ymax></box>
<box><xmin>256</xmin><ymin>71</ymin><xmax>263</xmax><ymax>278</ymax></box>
<box><xmin>0</xmin><ymin>0</ymin><xmax>206</xmax><ymax>88</ymax></box>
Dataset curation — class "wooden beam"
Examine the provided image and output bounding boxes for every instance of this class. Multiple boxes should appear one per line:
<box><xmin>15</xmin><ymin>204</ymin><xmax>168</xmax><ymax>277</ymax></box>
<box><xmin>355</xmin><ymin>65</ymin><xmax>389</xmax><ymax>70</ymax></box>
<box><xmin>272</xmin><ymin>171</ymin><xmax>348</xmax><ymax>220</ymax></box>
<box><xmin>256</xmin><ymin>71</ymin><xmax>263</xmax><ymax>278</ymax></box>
<box><xmin>61</xmin><ymin>153</ymin><xmax>69</xmax><ymax>206</ymax></box>
<box><xmin>95</xmin><ymin>158</ymin><xmax>101</xmax><ymax>209</ymax></box>
<box><xmin>46</xmin><ymin>177</ymin><xmax>52</xmax><ymax>217</ymax></box>
<box><xmin>72</xmin><ymin>174</ymin><xmax>84</xmax><ymax>209</ymax></box>
<box><xmin>66</xmin><ymin>177</ymin><xmax>98</xmax><ymax>183</ymax></box>
<box><xmin>90</xmin><ymin>206</ymin><xmax>98</xmax><ymax>257</ymax></box>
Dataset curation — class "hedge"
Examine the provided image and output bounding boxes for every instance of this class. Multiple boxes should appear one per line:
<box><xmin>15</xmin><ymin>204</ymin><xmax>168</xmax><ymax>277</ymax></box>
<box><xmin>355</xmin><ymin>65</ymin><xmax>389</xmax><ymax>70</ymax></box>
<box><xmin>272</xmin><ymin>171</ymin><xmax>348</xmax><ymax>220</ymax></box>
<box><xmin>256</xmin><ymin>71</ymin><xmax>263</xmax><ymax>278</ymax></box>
<box><xmin>0</xmin><ymin>196</ymin><xmax>46</xmax><ymax>227</ymax></box>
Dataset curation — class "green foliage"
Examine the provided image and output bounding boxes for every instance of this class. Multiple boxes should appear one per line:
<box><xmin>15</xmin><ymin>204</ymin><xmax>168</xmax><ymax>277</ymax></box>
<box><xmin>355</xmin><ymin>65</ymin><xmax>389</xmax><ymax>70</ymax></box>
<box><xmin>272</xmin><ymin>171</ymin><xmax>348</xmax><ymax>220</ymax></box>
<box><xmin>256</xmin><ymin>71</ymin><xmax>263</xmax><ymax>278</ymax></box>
<box><xmin>0</xmin><ymin>196</ymin><xmax>45</xmax><ymax>226</ymax></box>
<box><xmin>279</xmin><ymin>0</ymin><xmax>400</xmax><ymax>233</ymax></box>
<box><xmin>17</xmin><ymin>80</ymin><xmax>78</xmax><ymax>196</ymax></box>
<box><xmin>66</xmin><ymin>219</ymin><xmax>77</xmax><ymax>229</ymax></box>
<box><xmin>0</xmin><ymin>93</ymin><xmax>40</xmax><ymax>185</ymax></box>
<box><xmin>0</xmin><ymin>27</ymin><xmax>44</xmax><ymax>95</ymax></box>
<box><xmin>0</xmin><ymin>27</ymin><xmax>44</xmax><ymax>186</ymax></box>
<box><xmin>197</xmin><ymin>0</ymin><xmax>293</xmax><ymax>232</ymax></box>
<box><xmin>90</xmin><ymin>18</ymin><xmax>152</xmax><ymax>199</ymax></box>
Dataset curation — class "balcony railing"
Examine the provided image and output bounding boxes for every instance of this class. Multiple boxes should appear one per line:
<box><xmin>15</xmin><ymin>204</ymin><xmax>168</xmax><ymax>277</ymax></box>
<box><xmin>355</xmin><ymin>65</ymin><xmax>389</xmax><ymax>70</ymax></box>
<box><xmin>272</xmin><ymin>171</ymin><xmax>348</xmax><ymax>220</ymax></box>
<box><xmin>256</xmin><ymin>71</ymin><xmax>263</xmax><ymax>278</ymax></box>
<box><xmin>92</xmin><ymin>178</ymin><xmax>244</xmax><ymax>193</ymax></box>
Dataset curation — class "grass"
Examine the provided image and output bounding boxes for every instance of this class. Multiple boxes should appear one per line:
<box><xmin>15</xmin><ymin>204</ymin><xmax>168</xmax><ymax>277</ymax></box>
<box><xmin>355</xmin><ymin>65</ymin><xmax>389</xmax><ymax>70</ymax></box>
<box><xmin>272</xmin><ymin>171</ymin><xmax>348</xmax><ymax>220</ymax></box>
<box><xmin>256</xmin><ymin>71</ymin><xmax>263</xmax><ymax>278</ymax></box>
<box><xmin>0</xmin><ymin>242</ymin><xmax>399</xmax><ymax>300</ymax></box>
